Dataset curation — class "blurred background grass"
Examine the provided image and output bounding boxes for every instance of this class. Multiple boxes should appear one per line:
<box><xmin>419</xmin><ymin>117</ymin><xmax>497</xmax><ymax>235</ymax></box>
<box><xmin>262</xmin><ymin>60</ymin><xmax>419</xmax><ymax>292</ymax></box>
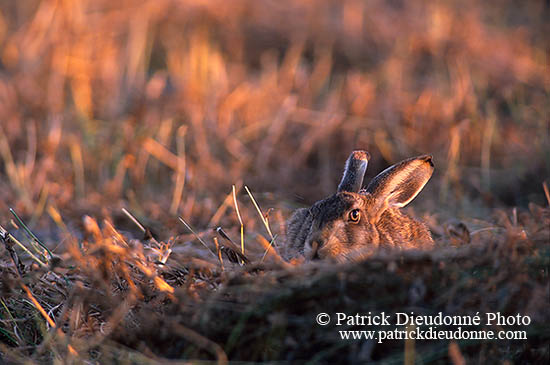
<box><xmin>0</xmin><ymin>0</ymin><xmax>548</xmax><ymax>233</ymax></box>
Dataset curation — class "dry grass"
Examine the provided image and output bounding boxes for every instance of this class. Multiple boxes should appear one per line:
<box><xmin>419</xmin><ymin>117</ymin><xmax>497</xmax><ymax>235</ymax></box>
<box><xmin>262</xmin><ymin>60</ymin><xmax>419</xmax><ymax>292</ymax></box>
<box><xmin>0</xmin><ymin>0</ymin><xmax>548</xmax><ymax>363</ymax></box>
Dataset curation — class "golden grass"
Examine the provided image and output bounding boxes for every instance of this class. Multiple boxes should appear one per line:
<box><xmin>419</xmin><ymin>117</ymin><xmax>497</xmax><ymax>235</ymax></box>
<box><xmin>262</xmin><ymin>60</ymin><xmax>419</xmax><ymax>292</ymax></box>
<box><xmin>0</xmin><ymin>0</ymin><xmax>549</xmax><ymax>363</ymax></box>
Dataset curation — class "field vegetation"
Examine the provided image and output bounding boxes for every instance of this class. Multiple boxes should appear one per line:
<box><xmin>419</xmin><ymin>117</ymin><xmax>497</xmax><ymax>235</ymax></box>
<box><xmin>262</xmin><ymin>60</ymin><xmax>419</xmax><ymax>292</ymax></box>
<box><xmin>0</xmin><ymin>0</ymin><xmax>548</xmax><ymax>363</ymax></box>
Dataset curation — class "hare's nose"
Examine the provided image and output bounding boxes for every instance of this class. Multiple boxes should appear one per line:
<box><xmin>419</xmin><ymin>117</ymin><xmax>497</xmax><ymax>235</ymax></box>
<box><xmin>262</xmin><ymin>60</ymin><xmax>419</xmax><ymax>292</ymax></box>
<box><xmin>309</xmin><ymin>240</ymin><xmax>324</xmax><ymax>260</ymax></box>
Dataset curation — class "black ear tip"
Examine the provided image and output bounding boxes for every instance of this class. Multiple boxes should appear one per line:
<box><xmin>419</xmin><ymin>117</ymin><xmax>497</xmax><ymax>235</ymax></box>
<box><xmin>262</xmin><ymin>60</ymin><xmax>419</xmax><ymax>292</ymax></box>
<box><xmin>351</xmin><ymin>150</ymin><xmax>370</xmax><ymax>161</ymax></box>
<box><xmin>420</xmin><ymin>154</ymin><xmax>434</xmax><ymax>167</ymax></box>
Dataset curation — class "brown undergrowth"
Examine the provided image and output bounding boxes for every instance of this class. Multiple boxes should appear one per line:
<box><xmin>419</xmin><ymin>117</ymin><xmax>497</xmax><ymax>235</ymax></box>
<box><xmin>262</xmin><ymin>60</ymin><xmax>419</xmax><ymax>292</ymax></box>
<box><xmin>0</xmin><ymin>202</ymin><xmax>548</xmax><ymax>363</ymax></box>
<box><xmin>0</xmin><ymin>0</ymin><xmax>549</xmax><ymax>363</ymax></box>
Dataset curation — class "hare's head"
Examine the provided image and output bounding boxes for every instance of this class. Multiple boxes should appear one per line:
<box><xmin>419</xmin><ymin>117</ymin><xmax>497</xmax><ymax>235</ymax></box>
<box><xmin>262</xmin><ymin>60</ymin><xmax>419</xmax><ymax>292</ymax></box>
<box><xmin>303</xmin><ymin>151</ymin><xmax>434</xmax><ymax>261</ymax></box>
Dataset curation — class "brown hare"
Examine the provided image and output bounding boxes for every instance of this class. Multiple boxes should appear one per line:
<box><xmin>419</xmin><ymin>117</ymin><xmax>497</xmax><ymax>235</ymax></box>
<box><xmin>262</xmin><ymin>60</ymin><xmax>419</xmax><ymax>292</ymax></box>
<box><xmin>285</xmin><ymin>150</ymin><xmax>434</xmax><ymax>261</ymax></box>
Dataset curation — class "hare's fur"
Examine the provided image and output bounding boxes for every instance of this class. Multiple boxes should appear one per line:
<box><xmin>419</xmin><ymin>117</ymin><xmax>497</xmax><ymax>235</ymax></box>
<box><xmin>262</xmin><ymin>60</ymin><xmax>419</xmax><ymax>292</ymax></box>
<box><xmin>284</xmin><ymin>151</ymin><xmax>434</xmax><ymax>261</ymax></box>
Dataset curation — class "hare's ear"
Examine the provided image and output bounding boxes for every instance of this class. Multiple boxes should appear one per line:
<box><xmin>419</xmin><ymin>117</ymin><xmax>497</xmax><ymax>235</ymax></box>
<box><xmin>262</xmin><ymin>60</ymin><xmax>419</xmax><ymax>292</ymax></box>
<box><xmin>337</xmin><ymin>150</ymin><xmax>370</xmax><ymax>193</ymax></box>
<box><xmin>365</xmin><ymin>155</ymin><xmax>434</xmax><ymax>219</ymax></box>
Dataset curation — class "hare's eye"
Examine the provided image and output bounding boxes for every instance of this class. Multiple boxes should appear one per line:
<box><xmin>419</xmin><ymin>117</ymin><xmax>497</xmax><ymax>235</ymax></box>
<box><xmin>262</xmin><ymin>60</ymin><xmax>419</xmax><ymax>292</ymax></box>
<box><xmin>348</xmin><ymin>209</ymin><xmax>361</xmax><ymax>223</ymax></box>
